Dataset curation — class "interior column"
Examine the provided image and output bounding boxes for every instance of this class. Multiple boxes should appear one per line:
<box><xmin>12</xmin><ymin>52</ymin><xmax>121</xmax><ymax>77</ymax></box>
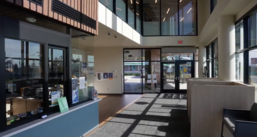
<box><xmin>218</xmin><ymin>16</ymin><xmax>236</xmax><ymax>81</ymax></box>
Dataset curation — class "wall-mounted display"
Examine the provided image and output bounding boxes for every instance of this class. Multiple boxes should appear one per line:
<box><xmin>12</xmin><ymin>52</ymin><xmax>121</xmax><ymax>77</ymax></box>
<box><xmin>103</xmin><ymin>73</ymin><xmax>109</xmax><ymax>80</ymax></box>
<box><xmin>108</xmin><ymin>73</ymin><xmax>113</xmax><ymax>80</ymax></box>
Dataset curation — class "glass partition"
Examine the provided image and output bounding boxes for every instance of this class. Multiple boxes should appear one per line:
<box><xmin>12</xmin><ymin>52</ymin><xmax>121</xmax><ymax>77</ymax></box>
<box><xmin>124</xmin><ymin>49</ymin><xmax>142</xmax><ymax>61</ymax></box>
<box><xmin>179</xmin><ymin>0</ymin><xmax>197</xmax><ymax>35</ymax></box>
<box><xmin>99</xmin><ymin>0</ymin><xmax>113</xmax><ymax>11</ymax></box>
<box><xmin>249</xmin><ymin>49</ymin><xmax>257</xmax><ymax>102</ymax></box>
<box><xmin>71</xmin><ymin>37</ymin><xmax>95</xmax><ymax>104</ymax></box>
<box><xmin>136</xmin><ymin>0</ymin><xmax>141</xmax><ymax>33</ymax></box>
<box><xmin>161</xmin><ymin>0</ymin><xmax>178</xmax><ymax>35</ymax></box>
<box><xmin>124</xmin><ymin>49</ymin><xmax>161</xmax><ymax>93</ymax></box>
<box><xmin>116</xmin><ymin>0</ymin><xmax>126</xmax><ymax>21</ymax></box>
<box><xmin>143</xmin><ymin>0</ymin><xmax>160</xmax><ymax>35</ymax></box>
<box><xmin>128</xmin><ymin>0</ymin><xmax>135</xmax><ymax>28</ymax></box>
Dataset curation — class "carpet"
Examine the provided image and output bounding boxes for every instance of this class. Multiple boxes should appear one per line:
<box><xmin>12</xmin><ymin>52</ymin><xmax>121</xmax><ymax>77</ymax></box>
<box><xmin>89</xmin><ymin>94</ymin><xmax>190</xmax><ymax>137</ymax></box>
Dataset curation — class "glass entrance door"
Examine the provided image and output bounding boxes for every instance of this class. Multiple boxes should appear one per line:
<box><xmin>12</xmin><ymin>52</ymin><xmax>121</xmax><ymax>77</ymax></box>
<box><xmin>162</xmin><ymin>63</ymin><xmax>177</xmax><ymax>92</ymax></box>
<box><xmin>178</xmin><ymin>61</ymin><xmax>192</xmax><ymax>90</ymax></box>
<box><xmin>161</xmin><ymin>61</ymin><xmax>193</xmax><ymax>93</ymax></box>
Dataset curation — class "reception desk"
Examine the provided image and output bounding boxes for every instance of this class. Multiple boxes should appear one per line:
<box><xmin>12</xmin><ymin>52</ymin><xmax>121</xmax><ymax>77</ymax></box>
<box><xmin>1</xmin><ymin>99</ymin><xmax>101</xmax><ymax>137</ymax></box>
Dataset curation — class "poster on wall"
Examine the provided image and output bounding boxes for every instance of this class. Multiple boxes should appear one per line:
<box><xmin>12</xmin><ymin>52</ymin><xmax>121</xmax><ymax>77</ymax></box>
<box><xmin>97</xmin><ymin>72</ymin><xmax>103</xmax><ymax>81</ymax></box>
<box><xmin>108</xmin><ymin>73</ymin><xmax>113</xmax><ymax>80</ymax></box>
<box><xmin>72</xmin><ymin>78</ymin><xmax>79</xmax><ymax>104</ymax></box>
<box><xmin>79</xmin><ymin>77</ymin><xmax>86</xmax><ymax>89</ymax></box>
<box><xmin>103</xmin><ymin>73</ymin><xmax>109</xmax><ymax>80</ymax></box>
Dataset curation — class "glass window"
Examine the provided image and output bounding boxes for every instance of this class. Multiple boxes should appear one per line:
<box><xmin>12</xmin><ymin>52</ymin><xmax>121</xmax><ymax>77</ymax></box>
<box><xmin>236</xmin><ymin>53</ymin><xmax>244</xmax><ymax>82</ymax></box>
<box><xmin>180</xmin><ymin>53</ymin><xmax>193</xmax><ymax>60</ymax></box>
<box><xmin>161</xmin><ymin>0</ymin><xmax>178</xmax><ymax>35</ymax></box>
<box><xmin>249</xmin><ymin>49</ymin><xmax>257</xmax><ymax>102</ymax></box>
<box><xmin>143</xmin><ymin>62</ymin><xmax>160</xmax><ymax>93</ymax></box>
<box><xmin>214</xmin><ymin>59</ymin><xmax>218</xmax><ymax>78</ymax></box>
<box><xmin>136</xmin><ymin>0</ymin><xmax>141</xmax><ymax>33</ymax></box>
<box><xmin>236</xmin><ymin>21</ymin><xmax>244</xmax><ymax>50</ymax></box>
<box><xmin>128</xmin><ymin>0</ymin><xmax>135</xmax><ymax>28</ymax></box>
<box><xmin>99</xmin><ymin>0</ymin><xmax>113</xmax><ymax>11</ymax></box>
<box><xmin>143</xmin><ymin>49</ymin><xmax>160</xmax><ymax>61</ymax></box>
<box><xmin>5</xmin><ymin>38</ymin><xmax>44</xmax><ymax>126</ymax></box>
<box><xmin>211</xmin><ymin>0</ymin><xmax>217</xmax><ymax>13</ymax></box>
<box><xmin>71</xmin><ymin>37</ymin><xmax>94</xmax><ymax>104</ymax></box>
<box><xmin>162</xmin><ymin>53</ymin><xmax>180</xmax><ymax>61</ymax></box>
<box><xmin>143</xmin><ymin>0</ymin><xmax>160</xmax><ymax>35</ymax></box>
<box><xmin>179</xmin><ymin>0</ymin><xmax>197</xmax><ymax>35</ymax></box>
<box><xmin>124</xmin><ymin>62</ymin><xmax>142</xmax><ymax>93</ymax></box>
<box><xmin>124</xmin><ymin>50</ymin><xmax>142</xmax><ymax>61</ymax></box>
<box><xmin>248</xmin><ymin>13</ymin><xmax>257</xmax><ymax>47</ymax></box>
<box><xmin>116</xmin><ymin>0</ymin><xmax>126</xmax><ymax>21</ymax></box>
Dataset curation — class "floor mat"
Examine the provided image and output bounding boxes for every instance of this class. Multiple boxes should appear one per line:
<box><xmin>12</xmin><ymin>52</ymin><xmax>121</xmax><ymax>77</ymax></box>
<box><xmin>89</xmin><ymin>94</ymin><xmax>190</xmax><ymax>137</ymax></box>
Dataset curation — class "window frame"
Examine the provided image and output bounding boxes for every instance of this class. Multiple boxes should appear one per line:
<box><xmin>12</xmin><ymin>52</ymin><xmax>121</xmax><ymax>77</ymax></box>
<box><xmin>99</xmin><ymin>0</ymin><xmax>198</xmax><ymax>36</ymax></box>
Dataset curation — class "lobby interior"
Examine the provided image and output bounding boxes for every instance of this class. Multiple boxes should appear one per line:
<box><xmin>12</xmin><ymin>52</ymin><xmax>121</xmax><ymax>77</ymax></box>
<box><xmin>1</xmin><ymin>0</ymin><xmax>257</xmax><ymax>137</ymax></box>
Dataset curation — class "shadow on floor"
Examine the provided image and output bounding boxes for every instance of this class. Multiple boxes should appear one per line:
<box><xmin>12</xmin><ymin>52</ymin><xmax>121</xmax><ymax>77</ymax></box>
<box><xmin>90</xmin><ymin>94</ymin><xmax>190</xmax><ymax>137</ymax></box>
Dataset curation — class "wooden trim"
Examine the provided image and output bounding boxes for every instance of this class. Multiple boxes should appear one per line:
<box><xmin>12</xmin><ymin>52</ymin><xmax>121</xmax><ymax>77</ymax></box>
<box><xmin>6</xmin><ymin>0</ymin><xmax>98</xmax><ymax>35</ymax></box>
<box><xmin>82</xmin><ymin>125</ymin><xmax>99</xmax><ymax>137</ymax></box>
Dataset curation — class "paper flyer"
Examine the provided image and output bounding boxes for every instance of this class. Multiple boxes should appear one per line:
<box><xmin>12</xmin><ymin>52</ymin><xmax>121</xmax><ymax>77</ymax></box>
<box><xmin>51</xmin><ymin>91</ymin><xmax>61</xmax><ymax>105</ymax></box>
<box><xmin>79</xmin><ymin>77</ymin><xmax>86</xmax><ymax>89</ymax></box>
<box><xmin>147</xmin><ymin>80</ymin><xmax>151</xmax><ymax>83</ymax></box>
<box><xmin>72</xmin><ymin>90</ymin><xmax>79</xmax><ymax>104</ymax></box>
<box><xmin>72</xmin><ymin>78</ymin><xmax>79</xmax><ymax>104</ymax></box>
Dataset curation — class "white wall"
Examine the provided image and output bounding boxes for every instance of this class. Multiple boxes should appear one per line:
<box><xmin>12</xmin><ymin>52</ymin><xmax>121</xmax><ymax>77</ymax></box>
<box><xmin>236</xmin><ymin>0</ymin><xmax>257</xmax><ymax>21</ymax></box>
<box><xmin>94</xmin><ymin>47</ymin><xmax>123</xmax><ymax>94</ymax></box>
<box><xmin>143</xmin><ymin>36</ymin><xmax>199</xmax><ymax>46</ymax></box>
<box><xmin>98</xmin><ymin>2</ymin><xmax>142</xmax><ymax>45</ymax></box>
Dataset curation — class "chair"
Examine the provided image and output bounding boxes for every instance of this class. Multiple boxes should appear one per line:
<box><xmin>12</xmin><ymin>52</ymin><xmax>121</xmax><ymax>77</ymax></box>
<box><xmin>221</xmin><ymin>103</ymin><xmax>257</xmax><ymax>137</ymax></box>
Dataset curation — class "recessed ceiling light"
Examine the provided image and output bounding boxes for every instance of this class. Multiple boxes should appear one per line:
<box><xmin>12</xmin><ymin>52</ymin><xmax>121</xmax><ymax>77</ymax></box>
<box><xmin>166</xmin><ymin>8</ymin><xmax>170</xmax><ymax>14</ymax></box>
<box><xmin>187</xmin><ymin>8</ymin><xmax>192</xmax><ymax>13</ymax></box>
<box><xmin>155</xmin><ymin>0</ymin><xmax>158</xmax><ymax>3</ymax></box>
<box><xmin>26</xmin><ymin>17</ymin><xmax>37</xmax><ymax>23</ymax></box>
<box><xmin>163</xmin><ymin>18</ymin><xmax>166</xmax><ymax>22</ymax></box>
<box><xmin>180</xmin><ymin>17</ymin><xmax>184</xmax><ymax>22</ymax></box>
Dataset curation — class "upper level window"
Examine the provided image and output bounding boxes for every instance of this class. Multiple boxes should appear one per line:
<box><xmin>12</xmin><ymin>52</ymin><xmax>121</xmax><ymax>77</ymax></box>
<box><xmin>161</xmin><ymin>0</ymin><xmax>178</xmax><ymax>35</ymax></box>
<box><xmin>116</xmin><ymin>0</ymin><xmax>126</xmax><ymax>21</ymax></box>
<box><xmin>179</xmin><ymin>0</ymin><xmax>197</xmax><ymax>35</ymax></box>
<box><xmin>128</xmin><ymin>0</ymin><xmax>135</xmax><ymax>28</ymax></box>
<box><xmin>211</xmin><ymin>0</ymin><xmax>217</xmax><ymax>13</ymax></box>
<box><xmin>99</xmin><ymin>0</ymin><xmax>113</xmax><ymax>11</ymax></box>
<box><xmin>143</xmin><ymin>0</ymin><xmax>161</xmax><ymax>35</ymax></box>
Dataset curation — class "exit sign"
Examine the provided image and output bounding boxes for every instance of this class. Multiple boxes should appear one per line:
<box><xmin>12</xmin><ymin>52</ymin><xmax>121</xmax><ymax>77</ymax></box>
<box><xmin>178</xmin><ymin>40</ymin><xmax>183</xmax><ymax>44</ymax></box>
